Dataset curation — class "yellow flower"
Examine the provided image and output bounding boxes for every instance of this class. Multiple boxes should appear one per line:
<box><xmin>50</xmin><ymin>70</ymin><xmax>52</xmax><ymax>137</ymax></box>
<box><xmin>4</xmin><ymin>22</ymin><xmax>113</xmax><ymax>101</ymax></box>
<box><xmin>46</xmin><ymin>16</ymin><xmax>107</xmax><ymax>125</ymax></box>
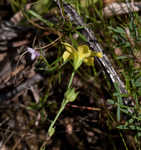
<box><xmin>62</xmin><ymin>42</ymin><xmax>102</xmax><ymax>70</ymax></box>
<box><xmin>62</xmin><ymin>42</ymin><xmax>76</xmax><ymax>61</ymax></box>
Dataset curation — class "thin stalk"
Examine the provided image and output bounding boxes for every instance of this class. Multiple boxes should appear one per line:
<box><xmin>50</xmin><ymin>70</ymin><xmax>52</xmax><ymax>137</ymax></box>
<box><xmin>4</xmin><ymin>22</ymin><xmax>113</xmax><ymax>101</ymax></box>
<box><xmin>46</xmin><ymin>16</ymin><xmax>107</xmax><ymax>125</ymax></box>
<box><xmin>67</xmin><ymin>71</ymin><xmax>75</xmax><ymax>89</ymax></box>
<box><xmin>48</xmin><ymin>99</ymin><xmax>66</xmax><ymax>132</ymax></box>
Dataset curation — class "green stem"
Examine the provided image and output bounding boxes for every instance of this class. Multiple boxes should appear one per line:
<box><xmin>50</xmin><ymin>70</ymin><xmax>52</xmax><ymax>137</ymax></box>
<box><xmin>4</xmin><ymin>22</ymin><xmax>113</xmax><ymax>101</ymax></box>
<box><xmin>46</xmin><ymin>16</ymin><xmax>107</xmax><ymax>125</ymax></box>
<box><xmin>40</xmin><ymin>55</ymin><xmax>50</xmax><ymax>67</ymax></box>
<box><xmin>67</xmin><ymin>71</ymin><xmax>75</xmax><ymax>89</ymax></box>
<box><xmin>48</xmin><ymin>99</ymin><xmax>66</xmax><ymax>133</ymax></box>
<box><xmin>48</xmin><ymin>71</ymin><xmax>76</xmax><ymax>136</ymax></box>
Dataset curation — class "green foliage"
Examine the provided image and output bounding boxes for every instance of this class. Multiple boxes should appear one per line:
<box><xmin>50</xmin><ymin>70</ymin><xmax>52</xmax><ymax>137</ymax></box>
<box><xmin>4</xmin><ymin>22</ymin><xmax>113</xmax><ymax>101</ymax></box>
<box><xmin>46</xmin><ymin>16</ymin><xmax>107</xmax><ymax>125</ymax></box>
<box><xmin>27</xmin><ymin>10</ymin><xmax>54</xmax><ymax>27</ymax></box>
<box><xmin>33</xmin><ymin>0</ymin><xmax>53</xmax><ymax>15</ymax></box>
<box><xmin>9</xmin><ymin>0</ymin><xmax>27</xmax><ymax>11</ymax></box>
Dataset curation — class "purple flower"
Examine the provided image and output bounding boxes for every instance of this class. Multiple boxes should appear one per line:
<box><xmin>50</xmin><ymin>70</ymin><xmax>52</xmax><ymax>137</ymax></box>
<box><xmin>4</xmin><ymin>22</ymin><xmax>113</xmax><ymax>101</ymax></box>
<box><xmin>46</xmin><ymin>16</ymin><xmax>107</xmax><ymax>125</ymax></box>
<box><xmin>27</xmin><ymin>47</ymin><xmax>40</xmax><ymax>60</ymax></box>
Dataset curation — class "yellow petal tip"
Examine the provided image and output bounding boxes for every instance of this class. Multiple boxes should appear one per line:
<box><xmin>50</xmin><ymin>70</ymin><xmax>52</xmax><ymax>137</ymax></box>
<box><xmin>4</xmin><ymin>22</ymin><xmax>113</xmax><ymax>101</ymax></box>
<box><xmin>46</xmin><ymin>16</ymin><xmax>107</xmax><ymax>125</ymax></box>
<box><xmin>96</xmin><ymin>52</ymin><xmax>103</xmax><ymax>58</ymax></box>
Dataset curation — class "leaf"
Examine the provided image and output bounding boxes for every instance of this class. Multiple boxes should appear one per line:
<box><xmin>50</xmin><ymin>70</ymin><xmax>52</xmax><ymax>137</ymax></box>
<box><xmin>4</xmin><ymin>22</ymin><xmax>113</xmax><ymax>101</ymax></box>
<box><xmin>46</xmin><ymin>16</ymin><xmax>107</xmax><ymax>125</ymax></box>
<box><xmin>27</xmin><ymin>10</ymin><xmax>53</xmax><ymax>27</ymax></box>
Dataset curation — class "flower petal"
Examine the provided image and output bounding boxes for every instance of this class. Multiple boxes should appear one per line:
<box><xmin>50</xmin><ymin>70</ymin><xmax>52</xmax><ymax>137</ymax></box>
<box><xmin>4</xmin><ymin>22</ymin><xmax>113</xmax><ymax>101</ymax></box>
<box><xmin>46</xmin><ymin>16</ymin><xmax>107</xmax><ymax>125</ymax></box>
<box><xmin>95</xmin><ymin>52</ymin><xmax>103</xmax><ymax>58</ymax></box>
<box><xmin>63</xmin><ymin>51</ymin><xmax>71</xmax><ymax>62</ymax></box>
<box><xmin>84</xmin><ymin>57</ymin><xmax>94</xmax><ymax>66</ymax></box>
<box><xmin>27</xmin><ymin>47</ymin><xmax>40</xmax><ymax>60</ymax></box>
<box><xmin>78</xmin><ymin>45</ymin><xmax>91</xmax><ymax>59</ymax></box>
<box><xmin>91</xmin><ymin>51</ymin><xmax>103</xmax><ymax>58</ymax></box>
<box><xmin>27</xmin><ymin>47</ymin><xmax>35</xmax><ymax>53</ymax></box>
<box><xmin>31</xmin><ymin>53</ymin><xmax>36</xmax><ymax>60</ymax></box>
<box><xmin>62</xmin><ymin>42</ymin><xmax>76</xmax><ymax>62</ymax></box>
<box><xmin>62</xmin><ymin>42</ymin><xmax>76</xmax><ymax>53</ymax></box>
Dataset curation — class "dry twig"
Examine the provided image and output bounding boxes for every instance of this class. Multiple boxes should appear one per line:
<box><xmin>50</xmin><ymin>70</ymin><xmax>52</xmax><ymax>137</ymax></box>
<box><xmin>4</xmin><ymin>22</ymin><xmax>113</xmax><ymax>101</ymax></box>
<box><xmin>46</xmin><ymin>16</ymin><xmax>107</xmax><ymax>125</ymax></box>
<box><xmin>103</xmin><ymin>2</ymin><xmax>141</xmax><ymax>17</ymax></box>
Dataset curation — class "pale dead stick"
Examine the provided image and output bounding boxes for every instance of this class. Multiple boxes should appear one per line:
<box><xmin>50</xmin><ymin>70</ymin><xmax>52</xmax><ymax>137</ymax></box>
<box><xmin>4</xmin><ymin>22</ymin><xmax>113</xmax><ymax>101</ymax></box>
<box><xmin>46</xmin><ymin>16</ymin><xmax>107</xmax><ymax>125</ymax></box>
<box><xmin>103</xmin><ymin>2</ymin><xmax>141</xmax><ymax>17</ymax></box>
<box><xmin>10</xmin><ymin>3</ymin><xmax>32</xmax><ymax>25</ymax></box>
